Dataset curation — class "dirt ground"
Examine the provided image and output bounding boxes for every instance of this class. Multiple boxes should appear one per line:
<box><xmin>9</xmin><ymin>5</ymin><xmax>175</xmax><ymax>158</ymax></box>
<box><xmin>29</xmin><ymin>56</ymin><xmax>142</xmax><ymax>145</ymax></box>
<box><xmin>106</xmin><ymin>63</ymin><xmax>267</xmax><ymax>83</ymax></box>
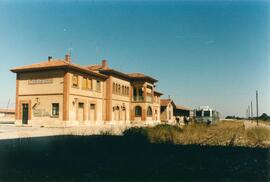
<box><xmin>0</xmin><ymin>124</ymin><xmax>129</xmax><ymax>140</ymax></box>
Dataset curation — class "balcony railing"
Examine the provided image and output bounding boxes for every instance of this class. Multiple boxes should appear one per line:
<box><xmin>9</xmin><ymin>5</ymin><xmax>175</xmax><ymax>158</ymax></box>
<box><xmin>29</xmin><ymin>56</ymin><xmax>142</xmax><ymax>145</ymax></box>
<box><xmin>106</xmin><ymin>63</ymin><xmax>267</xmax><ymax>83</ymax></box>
<box><xmin>132</xmin><ymin>96</ymin><xmax>144</xmax><ymax>102</ymax></box>
<box><xmin>146</xmin><ymin>96</ymin><xmax>153</xmax><ymax>103</ymax></box>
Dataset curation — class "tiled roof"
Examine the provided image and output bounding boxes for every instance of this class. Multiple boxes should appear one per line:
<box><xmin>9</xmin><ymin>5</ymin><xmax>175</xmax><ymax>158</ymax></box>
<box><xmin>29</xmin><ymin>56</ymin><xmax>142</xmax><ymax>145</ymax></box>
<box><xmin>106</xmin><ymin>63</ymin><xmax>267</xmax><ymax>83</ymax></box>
<box><xmin>160</xmin><ymin>99</ymin><xmax>172</xmax><ymax>106</ymax></box>
<box><xmin>86</xmin><ymin>64</ymin><xmax>103</xmax><ymax>71</ymax></box>
<box><xmin>11</xmin><ymin>60</ymin><xmax>67</xmax><ymax>70</ymax></box>
<box><xmin>10</xmin><ymin>60</ymin><xmax>108</xmax><ymax>79</ymax></box>
<box><xmin>127</xmin><ymin>73</ymin><xmax>158</xmax><ymax>82</ymax></box>
<box><xmin>10</xmin><ymin>58</ymin><xmax>158</xmax><ymax>82</ymax></box>
<box><xmin>90</xmin><ymin>65</ymin><xmax>158</xmax><ymax>82</ymax></box>
<box><xmin>175</xmin><ymin>105</ymin><xmax>191</xmax><ymax>111</ymax></box>
<box><xmin>127</xmin><ymin>73</ymin><xmax>145</xmax><ymax>78</ymax></box>
<box><xmin>154</xmin><ymin>90</ymin><xmax>163</xmax><ymax>96</ymax></box>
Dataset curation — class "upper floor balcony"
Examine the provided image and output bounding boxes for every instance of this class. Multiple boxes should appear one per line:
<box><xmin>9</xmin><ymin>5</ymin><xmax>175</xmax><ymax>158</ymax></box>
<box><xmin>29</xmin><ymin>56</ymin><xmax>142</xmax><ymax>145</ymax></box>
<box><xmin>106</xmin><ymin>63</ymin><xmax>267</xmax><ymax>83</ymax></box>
<box><xmin>132</xmin><ymin>86</ymin><xmax>153</xmax><ymax>103</ymax></box>
<box><xmin>132</xmin><ymin>96</ymin><xmax>144</xmax><ymax>102</ymax></box>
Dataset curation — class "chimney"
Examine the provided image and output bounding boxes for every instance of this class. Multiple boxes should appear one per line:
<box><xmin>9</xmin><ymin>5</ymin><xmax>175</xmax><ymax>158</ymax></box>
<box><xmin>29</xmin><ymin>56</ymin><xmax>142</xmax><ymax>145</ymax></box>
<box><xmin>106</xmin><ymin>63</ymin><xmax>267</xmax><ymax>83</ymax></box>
<box><xmin>48</xmin><ymin>56</ymin><xmax>53</xmax><ymax>62</ymax></box>
<box><xmin>65</xmin><ymin>54</ymin><xmax>71</xmax><ymax>63</ymax></box>
<box><xmin>102</xmin><ymin>59</ymin><xmax>108</xmax><ymax>69</ymax></box>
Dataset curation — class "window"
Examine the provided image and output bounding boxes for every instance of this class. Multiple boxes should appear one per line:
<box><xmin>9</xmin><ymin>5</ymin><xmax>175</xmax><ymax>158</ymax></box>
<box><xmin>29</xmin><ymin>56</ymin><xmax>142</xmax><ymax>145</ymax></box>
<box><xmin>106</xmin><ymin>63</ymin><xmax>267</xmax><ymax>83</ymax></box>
<box><xmin>122</xmin><ymin>85</ymin><xmax>125</xmax><ymax>95</ymax></box>
<box><xmin>72</xmin><ymin>75</ymin><xmax>78</xmax><ymax>87</ymax></box>
<box><xmin>118</xmin><ymin>84</ymin><xmax>121</xmax><ymax>94</ymax></box>
<box><xmin>79</xmin><ymin>103</ymin><xmax>84</xmax><ymax>108</ymax></box>
<box><xmin>169</xmin><ymin>111</ymin><xmax>171</xmax><ymax>120</ymax></box>
<box><xmin>115</xmin><ymin>84</ymin><xmax>118</xmax><ymax>94</ymax></box>
<box><xmin>135</xmin><ymin>106</ymin><xmax>142</xmax><ymax>117</ymax></box>
<box><xmin>113</xmin><ymin>83</ymin><xmax>116</xmax><ymax>94</ymax></box>
<box><xmin>87</xmin><ymin>79</ymin><xmax>92</xmax><ymax>90</ymax></box>
<box><xmin>90</xmin><ymin>104</ymin><xmax>95</xmax><ymax>110</ymax></box>
<box><xmin>204</xmin><ymin>111</ymin><xmax>210</xmax><ymax>117</ymax></box>
<box><xmin>138</xmin><ymin>88</ymin><xmax>143</xmax><ymax>96</ymax></box>
<box><xmin>196</xmin><ymin>111</ymin><xmax>202</xmax><ymax>117</ymax></box>
<box><xmin>52</xmin><ymin>103</ymin><xmax>59</xmax><ymax>116</ymax></box>
<box><xmin>82</xmin><ymin>77</ymin><xmax>87</xmax><ymax>89</ymax></box>
<box><xmin>147</xmin><ymin>85</ymin><xmax>153</xmax><ymax>90</ymax></box>
<box><xmin>147</xmin><ymin>106</ymin><xmax>152</xmax><ymax>117</ymax></box>
<box><xmin>133</xmin><ymin>87</ymin><xmax>137</xmax><ymax>97</ymax></box>
<box><xmin>96</xmin><ymin>80</ymin><xmax>101</xmax><ymax>92</ymax></box>
<box><xmin>127</xmin><ymin>87</ymin><xmax>129</xmax><ymax>96</ymax></box>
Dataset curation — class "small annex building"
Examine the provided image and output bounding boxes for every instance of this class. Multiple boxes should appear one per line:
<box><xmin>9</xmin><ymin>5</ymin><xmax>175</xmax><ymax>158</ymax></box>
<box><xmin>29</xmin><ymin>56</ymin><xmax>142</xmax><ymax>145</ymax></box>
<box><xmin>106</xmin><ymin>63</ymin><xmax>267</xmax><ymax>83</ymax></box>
<box><xmin>0</xmin><ymin>109</ymin><xmax>15</xmax><ymax>121</ymax></box>
<box><xmin>160</xmin><ymin>99</ymin><xmax>192</xmax><ymax>124</ymax></box>
<box><xmin>173</xmin><ymin>105</ymin><xmax>192</xmax><ymax>123</ymax></box>
<box><xmin>160</xmin><ymin>99</ymin><xmax>175</xmax><ymax>123</ymax></box>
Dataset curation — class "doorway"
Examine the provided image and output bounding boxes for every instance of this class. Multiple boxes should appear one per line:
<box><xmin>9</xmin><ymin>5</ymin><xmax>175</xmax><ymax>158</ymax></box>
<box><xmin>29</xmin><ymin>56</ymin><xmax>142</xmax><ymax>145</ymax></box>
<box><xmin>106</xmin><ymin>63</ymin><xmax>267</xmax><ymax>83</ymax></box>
<box><xmin>22</xmin><ymin>103</ymin><xmax>29</xmax><ymax>124</ymax></box>
<box><xmin>78</xmin><ymin>102</ymin><xmax>84</xmax><ymax>122</ymax></box>
<box><xmin>89</xmin><ymin>104</ymin><xmax>95</xmax><ymax>121</ymax></box>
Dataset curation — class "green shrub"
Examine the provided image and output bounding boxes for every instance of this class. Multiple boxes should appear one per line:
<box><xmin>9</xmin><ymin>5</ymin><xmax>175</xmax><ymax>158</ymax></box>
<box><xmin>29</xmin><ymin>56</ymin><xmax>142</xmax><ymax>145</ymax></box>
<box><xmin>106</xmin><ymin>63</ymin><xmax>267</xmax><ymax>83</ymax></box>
<box><xmin>146</xmin><ymin>124</ymin><xmax>182</xmax><ymax>143</ymax></box>
<box><xmin>123</xmin><ymin>124</ymin><xmax>182</xmax><ymax>144</ymax></box>
<box><xmin>123</xmin><ymin>127</ymin><xmax>148</xmax><ymax>141</ymax></box>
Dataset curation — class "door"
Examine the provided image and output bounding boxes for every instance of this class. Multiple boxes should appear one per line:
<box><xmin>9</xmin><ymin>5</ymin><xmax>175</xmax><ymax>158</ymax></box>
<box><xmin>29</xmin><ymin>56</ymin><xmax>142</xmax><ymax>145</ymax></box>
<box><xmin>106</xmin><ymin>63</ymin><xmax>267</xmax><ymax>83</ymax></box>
<box><xmin>22</xmin><ymin>104</ymin><xmax>29</xmax><ymax>124</ymax></box>
<box><xmin>122</xmin><ymin>108</ymin><xmax>126</xmax><ymax>123</ymax></box>
<box><xmin>78</xmin><ymin>103</ymin><xmax>84</xmax><ymax>122</ymax></box>
<box><xmin>89</xmin><ymin>104</ymin><xmax>95</xmax><ymax>121</ymax></box>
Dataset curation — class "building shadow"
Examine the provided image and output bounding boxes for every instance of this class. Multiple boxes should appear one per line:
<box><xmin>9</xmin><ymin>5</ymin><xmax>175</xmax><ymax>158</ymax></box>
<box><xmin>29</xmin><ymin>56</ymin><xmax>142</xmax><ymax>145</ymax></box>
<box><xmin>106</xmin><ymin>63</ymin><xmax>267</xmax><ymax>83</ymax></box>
<box><xmin>0</xmin><ymin>135</ymin><xmax>269</xmax><ymax>182</ymax></box>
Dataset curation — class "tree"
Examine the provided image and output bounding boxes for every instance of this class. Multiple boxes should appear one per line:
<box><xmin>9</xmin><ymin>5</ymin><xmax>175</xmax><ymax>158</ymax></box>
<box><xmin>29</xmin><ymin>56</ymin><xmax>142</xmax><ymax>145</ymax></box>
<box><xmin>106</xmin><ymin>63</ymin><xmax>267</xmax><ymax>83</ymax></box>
<box><xmin>259</xmin><ymin>113</ymin><xmax>270</xmax><ymax>121</ymax></box>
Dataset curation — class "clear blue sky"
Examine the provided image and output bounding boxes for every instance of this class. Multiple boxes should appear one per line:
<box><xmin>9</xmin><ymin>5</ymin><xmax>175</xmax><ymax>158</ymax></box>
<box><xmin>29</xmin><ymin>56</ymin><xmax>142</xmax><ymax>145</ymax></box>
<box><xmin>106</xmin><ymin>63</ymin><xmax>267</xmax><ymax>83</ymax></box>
<box><xmin>0</xmin><ymin>0</ymin><xmax>269</xmax><ymax>118</ymax></box>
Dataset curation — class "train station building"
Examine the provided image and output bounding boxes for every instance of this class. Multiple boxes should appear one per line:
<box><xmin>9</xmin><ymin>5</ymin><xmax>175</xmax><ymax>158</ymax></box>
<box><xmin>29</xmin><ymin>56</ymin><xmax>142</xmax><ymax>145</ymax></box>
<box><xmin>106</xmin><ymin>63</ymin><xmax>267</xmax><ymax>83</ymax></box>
<box><xmin>11</xmin><ymin>55</ymin><xmax>163</xmax><ymax>127</ymax></box>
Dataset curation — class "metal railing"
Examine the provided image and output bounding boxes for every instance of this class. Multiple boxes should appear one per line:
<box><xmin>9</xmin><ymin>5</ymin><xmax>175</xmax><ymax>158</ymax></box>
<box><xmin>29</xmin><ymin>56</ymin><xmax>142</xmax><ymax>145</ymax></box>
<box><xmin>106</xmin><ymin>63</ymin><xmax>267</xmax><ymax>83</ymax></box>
<box><xmin>146</xmin><ymin>96</ymin><xmax>153</xmax><ymax>102</ymax></box>
<box><xmin>132</xmin><ymin>96</ymin><xmax>144</xmax><ymax>101</ymax></box>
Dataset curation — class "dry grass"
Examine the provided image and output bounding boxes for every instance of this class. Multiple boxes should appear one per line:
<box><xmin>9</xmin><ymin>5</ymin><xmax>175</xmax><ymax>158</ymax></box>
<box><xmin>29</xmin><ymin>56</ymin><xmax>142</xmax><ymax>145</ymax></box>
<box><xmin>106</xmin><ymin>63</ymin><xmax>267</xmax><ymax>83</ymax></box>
<box><xmin>123</xmin><ymin>121</ymin><xmax>270</xmax><ymax>147</ymax></box>
<box><xmin>173</xmin><ymin>121</ymin><xmax>245</xmax><ymax>146</ymax></box>
<box><xmin>146</xmin><ymin>124</ymin><xmax>182</xmax><ymax>143</ymax></box>
<box><xmin>246</xmin><ymin>127</ymin><xmax>270</xmax><ymax>147</ymax></box>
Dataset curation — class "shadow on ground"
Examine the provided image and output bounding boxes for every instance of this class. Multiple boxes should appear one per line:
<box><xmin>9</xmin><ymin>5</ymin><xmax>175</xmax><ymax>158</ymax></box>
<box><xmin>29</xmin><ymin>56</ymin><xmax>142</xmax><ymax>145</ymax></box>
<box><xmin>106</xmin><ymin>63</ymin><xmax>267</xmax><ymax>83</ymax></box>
<box><xmin>0</xmin><ymin>135</ymin><xmax>269</xmax><ymax>182</ymax></box>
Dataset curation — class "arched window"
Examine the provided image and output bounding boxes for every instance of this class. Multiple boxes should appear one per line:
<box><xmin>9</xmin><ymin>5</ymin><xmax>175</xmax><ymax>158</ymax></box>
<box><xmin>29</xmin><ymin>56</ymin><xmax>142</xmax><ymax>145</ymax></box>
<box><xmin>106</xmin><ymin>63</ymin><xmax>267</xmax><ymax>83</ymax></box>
<box><xmin>113</xmin><ymin>83</ymin><xmax>116</xmax><ymax>94</ymax></box>
<box><xmin>147</xmin><ymin>106</ymin><xmax>152</xmax><ymax>117</ymax></box>
<box><xmin>122</xmin><ymin>85</ymin><xmax>125</xmax><ymax>95</ymax></box>
<box><xmin>135</xmin><ymin>106</ymin><xmax>142</xmax><ymax>117</ymax></box>
<box><xmin>118</xmin><ymin>84</ymin><xmax>121</xmax><ymax>94</ymax></box>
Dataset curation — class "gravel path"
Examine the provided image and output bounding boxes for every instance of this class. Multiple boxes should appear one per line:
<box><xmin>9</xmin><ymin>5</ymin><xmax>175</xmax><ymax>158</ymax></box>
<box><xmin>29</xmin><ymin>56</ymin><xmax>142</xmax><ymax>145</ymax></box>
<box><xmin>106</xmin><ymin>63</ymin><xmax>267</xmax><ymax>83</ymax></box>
<box><xmin>0</xmin><ymin>124</ymin><xmax>134</xmax><ymax>140</ymax></box>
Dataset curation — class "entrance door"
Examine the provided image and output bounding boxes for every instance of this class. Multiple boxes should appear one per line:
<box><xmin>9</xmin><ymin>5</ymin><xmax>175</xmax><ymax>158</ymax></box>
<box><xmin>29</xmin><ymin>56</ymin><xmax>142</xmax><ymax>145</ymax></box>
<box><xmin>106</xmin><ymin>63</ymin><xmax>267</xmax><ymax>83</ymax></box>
<box><xmin>115</xmin><ymin>106</ymin><xmax>120</xmax><ymax>121</ymax></box>
<box><xmin>122</xmin><ymin>109</ymin><xmax>126</xmax><ymax>123</ymax></box>
<box><xmin>22</xmin><ymin>104</ymin><xmax>29</xmax><ymax>124</ymax></box>
<box><xmin>78</xmin><ymin>103</ymin><xmax>84</xmax><ymax>122</ymax></box>
<box><xmin>89</xmin><ymin>104</ymin><xmax>95</xmax><ymax>121</ymax></box>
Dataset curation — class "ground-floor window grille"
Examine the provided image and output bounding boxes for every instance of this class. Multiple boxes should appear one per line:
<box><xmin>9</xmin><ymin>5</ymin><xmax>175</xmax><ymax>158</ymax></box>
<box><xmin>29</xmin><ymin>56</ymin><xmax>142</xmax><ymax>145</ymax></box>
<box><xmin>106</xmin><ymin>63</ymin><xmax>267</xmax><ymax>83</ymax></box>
<box><xmin>52</xmin><ymin>103</ymin><xmax>59</xmax><ymax>116</ymax></box>
<box><xmin>135</xmin><ymin>106</ymin><xmax>142</xmax><ymax>117</ymax></box>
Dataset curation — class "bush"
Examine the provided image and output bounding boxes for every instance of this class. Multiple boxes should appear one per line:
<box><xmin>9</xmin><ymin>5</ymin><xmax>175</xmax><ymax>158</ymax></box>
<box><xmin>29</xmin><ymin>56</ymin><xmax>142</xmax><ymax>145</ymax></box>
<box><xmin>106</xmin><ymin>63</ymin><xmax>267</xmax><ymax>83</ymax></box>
<box><xmin>123</xmin><ymin>124</ymin><xmax>183</xmax><ymax>144</ymax></box>
<box><xmin>122</xmin><ymin>127</ymin><xmax>148</xmax><ymax>142</ymax></box>
<box><xmin>259</xmin><ymin>113</ymin><xmax>270</xmax><ymax>121</ymax></box>
<box><xmin>146</xmin><ymin>124</ymin><xmax>182</xmax><ymax>143</ymax></box>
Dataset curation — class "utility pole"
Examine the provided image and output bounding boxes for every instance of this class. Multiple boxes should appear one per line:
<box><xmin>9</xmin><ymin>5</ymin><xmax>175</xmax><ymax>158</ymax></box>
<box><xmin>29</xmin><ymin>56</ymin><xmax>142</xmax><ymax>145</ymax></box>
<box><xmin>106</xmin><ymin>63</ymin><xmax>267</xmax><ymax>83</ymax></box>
<box><xmin>256</xmin><ymin>90</ymin><xmax>259</xmax><ymax>126</ymax></box>
<box><xmin>248</xmin><ymin>106</ymin><xmax>250</xmax><ymax>120</ymax></box>
<box><xmin>6</xmin><ymin>98</ymin><xmax>10</xmax><ymax>110</ymax></box>
<box><xmin>250</xmin><ymin>101</ymin><xmax>253</xmax><ymax>122</ymax></box>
